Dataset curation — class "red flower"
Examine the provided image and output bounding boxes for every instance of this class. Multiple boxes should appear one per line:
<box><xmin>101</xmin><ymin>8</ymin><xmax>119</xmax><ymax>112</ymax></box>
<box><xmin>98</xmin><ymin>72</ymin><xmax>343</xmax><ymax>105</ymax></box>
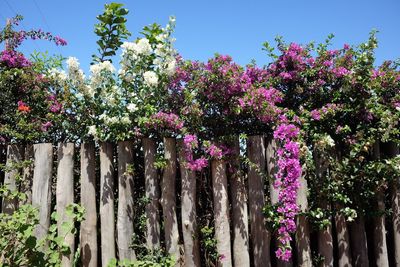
<box><xmin>17</xmin><ymin>100</ymin><xmax>31</xmax><ymax>113</ymax></box>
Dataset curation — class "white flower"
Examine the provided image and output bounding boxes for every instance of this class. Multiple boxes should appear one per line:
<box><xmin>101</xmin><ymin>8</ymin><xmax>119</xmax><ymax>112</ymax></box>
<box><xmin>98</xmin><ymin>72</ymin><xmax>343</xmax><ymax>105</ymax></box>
<box><xmin>165</xmin><ymin>59</ymin><xmax>176</xmax><ymax>76</ymax></box>
<box><xmin>325</xmin><ymin>135</ymin><xmax>335</xmax><ymax>147</ymax></box>
<box><xmin>127</xmin><ymin>103</ymin><xmax>138</xmax><ymax>112</ymax></box>
<box><xmin>136</xmin><ymin>38</ymin><xmax>152</xmax><ymax>55</ymax></box>
<box><xmin>396</xmin><ymin>106</ymin><xmax>400</xmax><ymax>112</ymax></box>
<box><xmin>121</xmin><ymin>116</ymin><xmax>131</xmax><ymax>124</ymax></box>
<box><xmin>66</xmin><ymin>57</ymin><xmax>80</xmax><ymax>70</ymax></box>
<box><xmin>88</xmin><ymin>125</ymin><xmax>97</xmax><ymax>136</ymax></box>
<box><xmin>143</xmin><ymin>71</ymin><xmax>159</xmax><ymax>87</ymax></box>
<box><xmin>121</xmin><ymin>41</ymin><xmax>138</xmax><ymax>52</ymax></box>
<box><xmin>90</xmin><ymin>61</ymin><xmax>115</xmax><ymax>75</ymax></box>
<box><xmin>49</xmin><ymin>68</ymin><xmax>67</xmax><ymax>81</ymax></box>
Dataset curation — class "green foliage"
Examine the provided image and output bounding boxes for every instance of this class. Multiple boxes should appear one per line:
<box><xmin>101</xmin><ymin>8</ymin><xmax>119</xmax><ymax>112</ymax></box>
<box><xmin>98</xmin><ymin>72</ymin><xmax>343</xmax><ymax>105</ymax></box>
<box><xmin>30</xmin><ymin>51</ymin><xmax>65</xmax><ymax>74</ymax></box>
<box><xmin>92</xmin><ymin>2</ymin><xmax>131</xmax><ymax>63</ymax></box>
<box><xmin>108</xmin><ymin>251</ymin><xmax>175</xmax><ymax>267</ymax></box>
<box><xmin>200</xmin><ymin>226</ymin><xmax>218</xmax><ymax>266</ymax></box>
<box><xmin>0</xmin><ymin>186</ymin><xmax>85</xmax><ymax>266</ymax></box>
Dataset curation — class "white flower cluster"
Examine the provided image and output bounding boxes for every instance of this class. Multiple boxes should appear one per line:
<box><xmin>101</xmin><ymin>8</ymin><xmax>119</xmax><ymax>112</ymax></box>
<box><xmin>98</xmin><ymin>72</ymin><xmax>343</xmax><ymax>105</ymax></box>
<box><xmin>56</xmin><ymin>16</ymin><xmax>178</xmax><ymax>141</ymax></box>
<box><xmin>119</xmin><ymin>16</ymin><xmax>177</xmax><ymax>89</ymax></box>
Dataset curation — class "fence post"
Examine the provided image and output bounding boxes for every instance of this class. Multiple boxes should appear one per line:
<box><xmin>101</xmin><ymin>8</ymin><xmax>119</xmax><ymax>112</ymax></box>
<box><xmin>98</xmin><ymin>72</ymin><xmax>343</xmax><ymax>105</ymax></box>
<box><xmin>372</xmin><ymin>142</ymin><xmax>389</xmax><ymax>267</ymax></box>
<box><xmin>388</xmin><ymin>143</ymin><xmax>400</xmax><ymax>266</ymax></box>
<box><xmin>295</xmin><ymin>166</ymin><xmax>312</xmax><ymax>267</ymax></box>
<box><xmin>230</xmin><ymin>137</ymin><xmax>250</xmax><ymax>267</ymax></box>
<box><xmin>161</xmin><ymin>137</ymin><xmax>180</xmax><ymax>263</ymax></box>
<box><xmin>117</xmin><ymin>141</ymin><xmax>136</xmax><ymax>260</ymax></box>
<box><xmin>0</xmin><ymin>144</ymin><xmax>5</xmax><ymax>210</ymax></box>
<box><xmin>314</xmin><ymin>151</ymin><xmax>333</xmax><ymax>267</ymax></box>
<box><xmin>80</xmin><ymin>142</ymin><xmax>98</xmax><ymax>267</ymax></box>
<box><xmin>2</xmin><ymin>144</ymin><xmax>24</xmax><ymax>214</ymax></box>
<box><xmin>334</xmin><ymin>151</ymin><xmax>352</xmax><ymax>267</ymax></box>
<box><xmin>248</xmin><ymin>135</ymin><xmax>271</xmax><ymax>267</ymax></box>
<box><xmin>350</xmin><ymin>215</ymin><xmax>369</xmax><ymax>266</ymax></box>
<box><xmin>20</xmin><ymin>144</ymin><xmax>34</xmax><ymax>205</ymax></box>
<box><xmin>143</xmin><ymin>138</ymin><xmax>160</xmax><ymax>249</ymax></box>
<box><xmin>211</xmin><ymin>159</ymin><xmax>232</xmax><ymax>267</ymax></box>
<box><xmin>178</xmin><ymin>140</ymin><xmax>201</xmax><ymax>267</ymax></box>
<box><xmin>32</xmin><ymin>143</ymin><xmax>53</xmax><ymax>241</ymax></box>
<box><xmin>100</xmin><ymin>142</ymin><xmax>116</xmax><ymax>265</ymax></box>
<box><xmin>56</xmin><ymin>143</ymin><xmax>75</xmax><ymax>266</ymax></box>
<box><xmin>266</xmin><ymin>139</ymin><xmax>292</xmax><ymax>267</ymax></box>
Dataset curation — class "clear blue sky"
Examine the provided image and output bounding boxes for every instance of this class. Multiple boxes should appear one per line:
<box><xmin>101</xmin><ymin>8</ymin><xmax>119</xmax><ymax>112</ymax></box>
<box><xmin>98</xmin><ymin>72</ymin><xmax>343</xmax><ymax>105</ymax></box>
<box><xmin>1</xmin><ymin>0</ymin><xmax>399</xmax><ymax>71</ymax></box>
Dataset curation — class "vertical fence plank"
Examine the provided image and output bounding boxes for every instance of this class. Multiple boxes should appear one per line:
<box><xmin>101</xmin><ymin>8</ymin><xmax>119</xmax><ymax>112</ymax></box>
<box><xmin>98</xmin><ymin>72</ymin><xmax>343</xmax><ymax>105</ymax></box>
<box><xmin>56</xmin><ymin>143</ymin><xmax>75</xmax><ymax>266</ymax></box>
<box><xmin>80</xmin><ymin>142</ymin><xmax>98</xmax><ymax>267</ymax></box>
<box><xmin>334</xmin><ymin>150</ymin><xmax>352</xmax><ymax>267</ymax></box>
<box><xmin>266</xmin><ymin>139</ymin><xmax>292</xmax><ymax>267</ymax></box>
<box><xmin>295</xmin><ymin>169</ymin><xmax>312</xmax><ymax>267</ymax></box>
<box><xmin>178</xmin><ymin>140</ymin><xmax>201</xmax><ymax>267</ymax></box>
<box><xmin>2</xmin><ymin>144</ymin><xmax>24</xmax><ymax>214</ymax></box>
<box><xmin>372</xmin><ymin>142</ymin><xmax>389</xmax><ymax>267</ymax></box>
<box><xmin>211</xmin><ymin>159</ymin><xmax>232</xmax><ymax>267</ymax></box>
<box><xmin>388</xmin><ymin>143</ymin><xmax>400</xmax><ymax>266</ymax></box>
<box><xmin>350</xmin><ymin>215</ymin><xmax>369</xmax><ymax>267</ymax></box>
<box><xmin>334</xmin><ymin>206</ymin><xmax>352</xmax><ymax>267</ymax></box>
<box><xmin>248</xmin><ymin>135</ymin><xmax>271</xmax><ymax>267</ymax></box>
<box><xmin>230</xmin><ymin>138</ymin><xmax>250</xmax><ymax>267</ymax></box>
<box><xmin>117</xmin><ymin>141</ymin><xmax>136</xmax><ymax>260</ymax></box>
<box><xmin>143</xmin><ymin>138</ymin><xmax>160</xmax><ymax>249</ymax></box>
<box><xmin>20</xmin><ymin>144</ymin><xmax>34</xmax><ymax>205</ymax></box>
<box><xmin>100</xmin><ymin>142</ymin><xmax>116</xmax><ymax>266</ymax></box>
<box><xmin>0</xmin><ymin>144</ymin><xmax>5</xmax><ymax>211</ymax></box>
<box><xmin>314</xmin><ymin>152</ymin><xmax>334</xmax><ymax>267</ymax></box>
<box><xmin>32</xmin><ymin>143</ymin><xmax>53</xmax><ymax>241</ymax></box>
<box><xmin>161</xmin><ymin>138</ymin><xmax>180</xmax><ymax>263</ymax></box>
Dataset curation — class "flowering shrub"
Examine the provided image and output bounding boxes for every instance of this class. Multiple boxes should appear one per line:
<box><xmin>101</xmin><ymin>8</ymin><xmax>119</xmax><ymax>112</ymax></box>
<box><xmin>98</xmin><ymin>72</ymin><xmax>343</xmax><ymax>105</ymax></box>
<box><xmin>1</xmin><ymin>9</ymin><xmax>400</xmax><ymax>263</ymax></box>
<box><xmin>265</xmin><ymin>32</ymin><xmax>400</xmax><ymax>247</ymax></box>
<box><xmin>0</xmin><ymin>15</ymin><xmax>68</xmax><ymax>143</ymax></box>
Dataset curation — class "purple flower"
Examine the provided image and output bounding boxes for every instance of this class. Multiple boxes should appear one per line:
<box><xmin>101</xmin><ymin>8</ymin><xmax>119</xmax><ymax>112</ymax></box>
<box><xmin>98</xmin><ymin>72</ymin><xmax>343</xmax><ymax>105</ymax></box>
<box><xmin>41</xmin><ymin>121</ymin><xmax>53</xmax><ymax>132</ymax></box>
<box><xmin>310</xmin><ymin>110</ymin><xmax>321</xmax><ymax>120</ymax></box>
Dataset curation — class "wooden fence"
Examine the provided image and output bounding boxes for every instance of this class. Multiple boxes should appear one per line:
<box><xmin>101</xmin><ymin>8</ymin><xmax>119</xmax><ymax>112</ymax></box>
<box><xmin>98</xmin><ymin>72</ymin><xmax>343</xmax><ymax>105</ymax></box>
<box><xmin>0</xmin><ymin>137</ymin><xmax>399</xmax><ymax>267</ymax></box>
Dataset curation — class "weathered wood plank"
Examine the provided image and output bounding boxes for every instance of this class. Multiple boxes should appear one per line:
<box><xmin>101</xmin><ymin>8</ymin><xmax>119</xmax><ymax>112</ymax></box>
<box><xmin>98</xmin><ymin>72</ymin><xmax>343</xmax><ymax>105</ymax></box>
<box><xmin>20</xmin><ymin>144</ymin><xmax>34</xmax><ymax>206</ymax></box>
<box><xmin>230</xmin><ymin>138</ymin><xmax>250</xmax><ymax>267</ymax></box>
<box><xmin>56</xmin><ymin>143</ymin><xmax>75</xmax><ymax>266</ymax></box>
<box><xmin>161</xmin><ymin>138</ymin><xmax>180</xmax><ymax>264</ymax></box>
<box><xmin>32</xmin><ymin>143</ymin><xmax>53</xmax><ymax>241</ymax></box>
<box><xmin>295</xmin><ymin>169</ymin><xmax>312</xmax><ymax>267</ymax></box>
<box><xmin>178</xmin><ymin>140</ymin><xmax>201</xmax><ymax>267</ymax></box>
<box><xmin>314</xmin><ymin>151</ymin><xmax>333</xmax><ymax>267</ymax></box>
<box><xmin>143</xmin><ymin>138</ymin><xmax>160</xmax><ymax>249</ymax></box>
<box><xmin>387</xmin><ymin>143</ymin><xmax>400</xmax><ymax>266</ymax></box>
<box><xmin>2</xmin><ymin>144</ymin><xmax>24</xmax><ymax>214</ymax></box>
<box><xmin>372</xmin><ymin>142</ymin><xmax>389</xmax><ymax>267</ymax></box>
<box><xmin>350</xmin><ymin>215</ymin><xmax>369</xmax><ymax>267</ymax></box>
<box><xmin>248</xmin><ymin>136</ymin><xmax>271</xmax><ymax>267</ymax></box>
<box><xmin>80</xmin><ymin>142</ymin><xmax>98</xmax><ymax>267</ymax></box>
<box><xmin>100</xmin><ymin>142</ymin><xmax>116</xmax><ymax>265</ymax></box>
<box><xmin>211</xmin><ymin>159</ymin><xmax>232</xmax><ymax>267</ymax></box>
<box><xmin>117</xmin><ymin>141</ymin><xmax>136</xmax><ymax>260</ymax></box>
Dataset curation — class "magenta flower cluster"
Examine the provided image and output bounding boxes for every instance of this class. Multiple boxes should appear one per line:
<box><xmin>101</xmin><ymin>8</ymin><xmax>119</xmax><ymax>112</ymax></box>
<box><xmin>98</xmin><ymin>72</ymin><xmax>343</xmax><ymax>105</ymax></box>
<box><xmin>273</xmin><ymin>122</ymin><xmax>301</xmax><ymax>261</ymax></box>
<box><xmin>0</xmin><ymin>50</ymin><xmax>31</xmax><ymax>68</ymax></box>
<box><xmin>183</xmin><ymin>134</ymin><xmax>208</xmax><ymax>171</ymax></box>
<box><xmin>145</xmin><ymin>111</ymin><xmax>184</xmax><ymax>132</ymax></box>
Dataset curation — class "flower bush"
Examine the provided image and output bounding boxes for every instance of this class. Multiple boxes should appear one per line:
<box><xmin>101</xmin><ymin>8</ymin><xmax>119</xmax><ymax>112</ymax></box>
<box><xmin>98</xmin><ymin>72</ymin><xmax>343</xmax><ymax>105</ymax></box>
<box><xmin>1</xmin><ymin>8</ymin><xmax>400</xmax><ymax>262</ymax></box>
<box><xmin>0</xmin><ymin>15</ymin><xmax>68</xmax><ymax>143</ymax></box>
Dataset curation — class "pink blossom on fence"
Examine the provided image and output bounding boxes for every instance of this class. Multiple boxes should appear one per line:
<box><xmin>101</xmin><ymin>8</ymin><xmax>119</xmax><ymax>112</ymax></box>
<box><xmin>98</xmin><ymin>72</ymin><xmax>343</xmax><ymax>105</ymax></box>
<box><xmin>273</xmin><ymin>122</ymin><xmax>301</xmax><ymax>261</ymax></box>
<box><xmin>146</xmin><ymin>111</ymin><xmax>184</xmax><ymax>132</ymax></box>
